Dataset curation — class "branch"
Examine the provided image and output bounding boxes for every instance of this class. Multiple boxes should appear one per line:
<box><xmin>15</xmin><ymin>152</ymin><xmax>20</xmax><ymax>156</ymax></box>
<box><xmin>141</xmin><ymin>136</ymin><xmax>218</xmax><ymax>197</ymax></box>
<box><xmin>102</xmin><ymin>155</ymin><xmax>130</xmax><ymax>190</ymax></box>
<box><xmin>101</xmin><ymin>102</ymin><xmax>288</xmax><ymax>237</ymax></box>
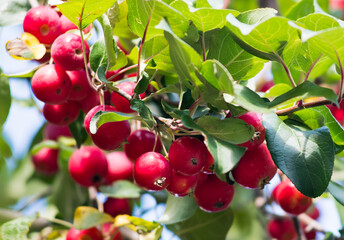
<box><xmin>276</xmin><ymin>99</ymin><xmax>332</xmax><ymax>116</ymax></box>
<box><xmin>335</xmin><ymin>51</ymin><xmax>344</xmax><ymax>103</ymax></box>
<box><xmin>279</xmin><ymin>58</ymin><xmax>296</xmax><ymax>88</ymax></box>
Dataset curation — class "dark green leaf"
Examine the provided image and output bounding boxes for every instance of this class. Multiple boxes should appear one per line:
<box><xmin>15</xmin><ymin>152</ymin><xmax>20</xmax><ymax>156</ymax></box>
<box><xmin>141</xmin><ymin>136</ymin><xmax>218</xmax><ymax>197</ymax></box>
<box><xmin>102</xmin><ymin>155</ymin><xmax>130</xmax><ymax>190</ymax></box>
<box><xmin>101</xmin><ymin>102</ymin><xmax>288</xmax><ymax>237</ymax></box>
<box><xmin>161</xmin><ymin>99</ymin><xmax>189</xmax><ymax>119</ymax></box>
<box><xmin>0</xmin><ymin>216</ymin><xmax>34</xmax><ymax>240</ymax></box>
<box><xmin>99</xmin><ymin>180</ymin><xmax>143</xmax><ymax>198</ymax></box>
<box><xmin>68</xmin><ymin>111</ymin><xmax>88</xmax><ymax>148</ymax></box>
<box><xmin>167</xmin><ymin>207</ymin><xmax>234</xmax><ymax>240</ymax></box>
<box><xmin>0</xmin><ymin>69</ymin><xmax>11</xmax><ymax>127</ymax></box>
<box><xmin>328</xmin><ymin>181</ymin><xmax>344</xmax><ymax>206</ymax></box>
<box><xmin>232</xmin><ymin>84</ymin><xmax>270</xmax><ymax>113</ymax></box>
<box><xmin>267</xmin><ymin>81</ymin><xmax>338</xmax><ymax>108</ymax></box>
<box><xmin>74</xmin><ymin>206</ymin><xmax>113</xmax><ymax>230</ymax></box>
<box><xmin>262</xmin><ymin>113</ymin><xmax>335</xmax><ymax>197</ymax></box>
<box><xmin>56</xmin><ymin>0</ymin><xmax>118</xmax><ymax>30</ymax></box>
<box><xmin>196</xmin><ymin>116</ymin><xmax>254</xmax><ymax>144</ymax></box>
<box><xmin>130</xmin><ymin>99</ymin><xmax>156</xmax><ymax>129</ymax></box>
<box><xmin>50</xmin><ymin>172</ymin><xmax>89</xmax><ymax>220</ymax></box>
<box><xmin>181</xmin><ymin>115</ymin><xmax>246</xmax><ymax>174</ymax></box>
<box><xmin>159</xmin><ymin>195</ymin><xmax>197</xmax><ymax>225</ymax></box>
<box><xmin>134</xmin><ymin>72</ymin><xmax>150</xmax><ymax>95</ymax></box>
<box><xmin>89</xmin><ymin>110</ymin><xmax>133</xmax><ymax>135</ymax></box>
<box><xmin>207</xmin><ymin>27</ymin><xmax>266</xmax><ymax>81</ymax></box>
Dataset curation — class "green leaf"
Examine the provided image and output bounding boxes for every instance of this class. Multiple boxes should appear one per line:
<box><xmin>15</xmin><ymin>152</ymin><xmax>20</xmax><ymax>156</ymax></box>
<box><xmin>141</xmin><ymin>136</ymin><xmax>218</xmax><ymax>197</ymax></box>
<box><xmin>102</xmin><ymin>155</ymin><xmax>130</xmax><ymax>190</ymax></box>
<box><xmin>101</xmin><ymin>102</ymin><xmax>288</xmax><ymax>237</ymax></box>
<box><xmin>167</xmin><ymin>207</ymin><xmax>234</xmax><ymax>240</ymax></box>
<box><xmin>89</xmin><ymin>110</ymin><xmax>133</xmax><ymax>135</ymax></box>
<box><xmin>1</xmin><ymin>64</ymin><xmax>43</xmax><ymax>79</ymax></box>
<box><xmin>163</xmin><ymin>30</ymin><xmax>202</xmax><ymax>89</ymax></box>
<box><xmin>323</xmin><ymin>232</ymin><xmax>335</xmax><ymax>240</ymax></box>
<box><xmin>262</xmin><ymin>113</ymin><xmax>335</xmax><ymax>197</ymax></box>
<box><xmin>201</xmin><ymin>60</ymin><xmax>233</xmax><ymax>94</ymax></box>
<box><xmin>112</xmin><ymin>1</ymin><xmax>137</xmax><ymax>39</ymax></box>
<box><xmin>31</xmin><ymin>140</ymin><xmax>59</xmax><ymax>155</ymax></box>
<box><xmin>196</xmin><ymin>116</ymin><xmax>254</xmax><ymax>144</ymax></box>
<box><xmin>267</xmin><ymin>81</ymin><xmax>338</xmax><ymax>108</ymax></box>
<box><xmin>207</xmin><ymin>27</ymin><xmax>266</xmax><ymax>81</ymax></box>
<box><xmin>68</xmin><ymin>111</ymin><xmax>88</xmax><ymax>148</ymax></box>
<box><xmin>58</xmin><ymin>145</ymin><xmax>75</xmax><ymax>172</ymax></box>
<box><xmin>0</xmin><ymin>69</ymin><xmax>11</xmax><ymax>127</ymax></box>
<box><xmin>285</xmin><ymin>0</ymin><xmax>323</xmax><ymax>20</ymax></box>
<box><xmin>276</xmin><ymin>0</ymin><xmax>299</xmax><ymax>16</ymax></box>
<box><xmin>271</xmin><ymin>62</ymin><xmax>301</xmax><ymax>86</ymax></box>
<box><xmin>170</xmin><ymin>0</ymin><xmax>239</xmax><ymax>32</ymax></box>
<box><xmin>226</xmin><ymin>10</ymin><xmax>301</xmax><ymax>67</ymax></box>
<box><xmin>159</xmin><ymin>195</ymin><xmax>197</xmax><ymax>225</ymax></box>
<box><xmin>232</xmin><ymin>84</ymin><xmax>270</xmax><ymax>113</ymax></box>
<box><xmin>50</xmin><ymin>172</ymin><xmax>89</xmax><ymax>220</ymax></box>
<box><xmin>0</xmin><ymin>216</ymin><xmax>34</xmax><ymax>240</ymax></box>
<box><xmin>130</xmin><ymin>99</ymin><xmax>156</xmax><ymax>129</ymax></box>
<box><xmin>312</xmin><ymin>106</ymin><xmax>344</xmax><ymax>145</ymax></box>
<box><xmin>263</xmin><ymin>83</ymin><xmax>292</xmax><ymax>98</ymax></box>
<box><xmin>74</xmin><ymin>206</ymin><xmax>113</xmax><ymax>230</ymax></box>
<box><xmin>99</xmin><ymin>180</ymin><xmax>143</xmax><ymax>198</ymax></box>
<box><xmin>327</xmin><ymin>181</ymin><xmax>344</xmax><ymax>206</ymax></box>
<box><xmin>181</xmin><ymin>115</ymin><xmax>246</xmax><ymax>174</ymax></box>
<box><xmin>56</xmin><ymin>0</ymin><xmax>118</xmax><ymax>30</ymax></box>
<box><xmin>161</xmin><ymin>99</ymin><xmax>189</xmax><ymax>119</ymax></box>
<box><xmin>288</xmin><ymin>109</ymin><xmax>325</xmax><ymax>130</ymax></box>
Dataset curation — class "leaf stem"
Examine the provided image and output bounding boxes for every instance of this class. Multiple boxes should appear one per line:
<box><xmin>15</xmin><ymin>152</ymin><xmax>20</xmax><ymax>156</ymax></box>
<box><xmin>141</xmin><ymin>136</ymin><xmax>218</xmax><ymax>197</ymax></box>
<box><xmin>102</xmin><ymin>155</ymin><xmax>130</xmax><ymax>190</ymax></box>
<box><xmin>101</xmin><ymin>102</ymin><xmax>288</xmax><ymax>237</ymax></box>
<box><xmin>304</xmin><ymin>54</ymin><xmax>323</xmax><ymax>83</ymax></box>
<box><xmin>202</xmin><ymin>31</ymin><xmax>206</xmax><ymax>61</ymax></box>
<box><xmin>335</xmin><ymin>51</ymin><xmax>344</xmax><ymax>103</ymax></box>
<box><xmin>279</xmin><ymin>59</ymin><xmax>296</xmax><ymax>88</ymax></box>
<box><xmin>137</xmin><ymin>8</ymin><xmax>153</xmax><ymax>83</ymax></box>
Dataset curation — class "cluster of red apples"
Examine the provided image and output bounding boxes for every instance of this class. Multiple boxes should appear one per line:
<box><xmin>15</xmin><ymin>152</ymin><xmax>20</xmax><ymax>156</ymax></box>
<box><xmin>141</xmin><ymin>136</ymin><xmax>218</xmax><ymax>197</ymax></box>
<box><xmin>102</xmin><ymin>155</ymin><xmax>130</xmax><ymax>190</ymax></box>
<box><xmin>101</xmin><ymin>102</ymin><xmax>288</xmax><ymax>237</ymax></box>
<box><xmin>22</xmin><ymin>4</ymin><xmax>320</xmax><ymax>240</ymax></box>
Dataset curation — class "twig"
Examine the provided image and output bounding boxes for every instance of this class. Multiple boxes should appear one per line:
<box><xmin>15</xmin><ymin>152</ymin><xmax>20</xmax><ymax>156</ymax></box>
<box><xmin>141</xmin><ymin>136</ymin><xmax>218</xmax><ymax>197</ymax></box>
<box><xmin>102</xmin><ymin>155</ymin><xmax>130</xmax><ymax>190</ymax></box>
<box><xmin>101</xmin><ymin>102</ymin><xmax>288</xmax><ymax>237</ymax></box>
<box><xmin>279</xmin><ymin>58</ymin><xmax>296</xmax><ymax>88</ymax></box>
<box><xmin>202</xmin><ymin>31</ymin><xmax>206</xmax><ymax>61</ymax></box>
<box><xmin>298</xmin><ymin>213</ymin><xmax>326</xmax><ymax>234</ymax></box>
<box><xmin>276</xmin><ymin>99</ymin><xmax>332</xmax><ymax>116</ymax></box>
<box><xmin>335</xmin><ymin>51</ymin><xmax>344</xmax><ymax>103</ymax></box>
<box><xmin>304</xmin><ymin>54</ymin><xmax>323</xmax><ymax>82</ymax></box>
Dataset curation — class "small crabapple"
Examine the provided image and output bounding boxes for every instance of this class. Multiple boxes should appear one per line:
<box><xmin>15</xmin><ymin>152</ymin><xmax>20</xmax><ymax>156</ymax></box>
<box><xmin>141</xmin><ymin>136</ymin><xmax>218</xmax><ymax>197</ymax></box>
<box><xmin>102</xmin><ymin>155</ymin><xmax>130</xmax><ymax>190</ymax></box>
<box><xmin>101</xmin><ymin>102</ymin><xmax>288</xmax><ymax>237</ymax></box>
<box><xmin>23</xmin><ymin>6</ymin><xmax>61</xmax><ymax>44</ymax></box>
<box><xmin>76</xmin><ymin>90</ymin><xmax>100</xmax><ymax>113</ymax></box>
<box><xmin>124</xmin><ymin>129</ymin><xmax>162</xmax><ymax>162</ymax></box>
<box><xmin>167</xmin><ymin>170</ymin><xmax>197</xmax><ymax>197</ymax></box>
<box><xmin>43</xmin><ymin>101</ymin><xmax>80</xmax><ymax>126</ymax></box>
<box><xmin>168</xmin><ymin>136</ymin><xmax>207</xmax><ymax>176</ymax></box>
<box><xmin>237</xmin><ymin>112</ymin><xmax>265</xmax><ymax>149</ymax></box>
<box><xmin>84</xmin><ymin>105</ymin><xmax>131</xmax><ymax>151</ymax></box>
<box><xmin>202</xmin><ymin>148</ymin><xmax>215</xmax><ymax>174</ymax></box>
<box><xmin>43</xmin><ymin>123</ymin><xmax>72</xmax><ymax>140</ymax></box>
<box><xmin>66</xmin><ymin>227</ymin><xmax>103</xmax><ymax>240</ymax></box>
<box><xmin>231</xmin><ymin>143</ymin><xmax>277</xmax><ymax>189</ymax></box>
<box><xmin>59</xmin><ymin>14</ymin><xmax>92</xmax><ymax>34</ymax></box>
<box><xmin>31</xmin><ymin>64</ymin><xmax>72</xmax><ymax>104</ymax></box>
<box><xmin>111</xmin><ymin>81</ymin><xmax>145</xmax><ymax>113</ymax></box>
<box><xmin>194</xmin><ymin>174</ymin><xmax>234</xmax><ymax>212</ymax></box>
<box><xmin>106</xmin><ymin>69</ymin><xmax>124</xmax><ymax>82</ymax></box>
<box><xmin>51</xmin><ymin>33</ymin><xmax>90</xmax><ymax>71</ymax></box>
<box><xmin>66</xmin><ymin>70</ymin><xmax>92</xmax><ymax>101</ymax></box>
<box><xmin>32</xmin><ymin>147</ymin><xmax>59</xmax><ymax>175</ymax></box>
<box><xmin>267</xmin><ymin>218</ymin><xmax>297</xmax><ymax>240</ymax></box>
<box><xmin>103</xmin><ymin>197</ymin><xmax>132</xmax><ymax>217</ymax></box>
<box><xmin>68</xmin><ymin>146</ymin><xmax>108</xmax><ymax>187</ymax></box>
<box><xmin>275</xmin><ymin>179</ymin><xmax>312</xmax><ymax>215</ymax></box>
<box><xmin>133</xmin><ymin>152</ymin><xmax>172</xmax><ymax>191</ymax></box>
<box><xmin>104</xmin><ymin>152</ymin><xmax>133</xmax><ymax>185</ymax></box>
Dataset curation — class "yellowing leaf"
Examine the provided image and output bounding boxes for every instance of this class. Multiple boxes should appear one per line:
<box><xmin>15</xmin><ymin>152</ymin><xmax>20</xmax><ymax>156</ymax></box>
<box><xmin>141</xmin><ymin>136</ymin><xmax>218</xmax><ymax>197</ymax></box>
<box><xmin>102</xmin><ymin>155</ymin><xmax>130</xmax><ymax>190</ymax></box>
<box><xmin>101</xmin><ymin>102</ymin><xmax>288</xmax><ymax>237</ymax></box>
<box><xmin>6</xmin><ymin>33</ymin><xmax>46</xmax><ymax>60</ymax></box>
<box><xmin>73</xmin><ymin>206</ymin><xmax>113</xmax><ymax>229</ymax></box>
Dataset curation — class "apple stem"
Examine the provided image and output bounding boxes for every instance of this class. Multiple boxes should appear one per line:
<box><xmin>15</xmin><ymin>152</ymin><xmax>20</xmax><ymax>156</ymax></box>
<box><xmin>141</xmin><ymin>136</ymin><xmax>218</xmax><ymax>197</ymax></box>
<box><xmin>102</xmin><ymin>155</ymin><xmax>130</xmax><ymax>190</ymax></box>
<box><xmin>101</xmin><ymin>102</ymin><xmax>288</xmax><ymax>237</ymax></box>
<box><xmin>304</xmin><ymin>54</ymin><xmax>323</xmax><ymax>83</ymax></box>
<box><xmin>292</xmin><ymin>216</ymin><xmax>306</xmax><ymax>240</ymax></box>
<box><xmin>276</xmin><ymin>98</ymin><xmax>333</xmax><ymax>116</ymax></box>
<box><xmin>279</xmin><ymin>57</ymin><xmax>296</xmax><ymax>88</ymax></box>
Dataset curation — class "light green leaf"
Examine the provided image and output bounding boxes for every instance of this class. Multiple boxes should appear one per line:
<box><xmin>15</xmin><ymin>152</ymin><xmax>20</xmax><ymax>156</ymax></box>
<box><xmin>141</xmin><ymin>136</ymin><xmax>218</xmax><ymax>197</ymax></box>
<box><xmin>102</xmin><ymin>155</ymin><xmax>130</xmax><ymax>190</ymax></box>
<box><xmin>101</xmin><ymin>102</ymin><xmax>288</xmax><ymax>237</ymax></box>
<box><xmin>0</xmin><ymin>216</ymin><xmax>34</xmax><ymax>240</ymax></box>
<box><xmin>285</xmin><ymin>0</ymin><xmax>327</xmax><ymax>20</ymax></box>
<box><xmin>267</xmin><ymin>81</ymin><xmax>338</xmax><ymax>108</ymax></box>
<box><xmin>159</xmin><ymin>195</ymin><xmax>197</xmax><ymax>225</ymax></box>
<box><xmin>0</xmin><ymin>69</ymin><xmax>11</xmax><ymax>127</ymax></box>
<box><xmin>31</xmin><ymin>140</ymin><xmax>59</xmax><ymax>155</ymax></box>
<box><xmin>171</xmin><ymin>0</ymin><xmax>239</xmax><ymax>32</ymax></box>
<box><xmin>327</xmin><ymin>181</ymin><xmax>344</xmax><ymax>206</ymax></box>
<box><xmin>201</xmin><ymin>60</ymin><xmax>233</xmax><ymax>94</ymax></box>
<box><xmin>226</xmin><ymin>10</ymin><xmax>301</xmax><ymax>67</ymax></box>
<box><xmin>196</xmin><ymin>116</ymin><xmax>254</xmax><ymax>144</ymax></box>
<box><xmin>264</xmin><ymin>83</ymin><xmax>292</xmax><ymax>98</ymax></box>
<box><xmin>207</xmin><ymin>27</ymin><xmax>266</xmax><ymax>81</ymax></box>
<box><xmin>56</xmin><ymin>0</ymin><xmax>118</xmax><ymax>30</ymax></box>
<box><xmin>262</xmin><ymin>113</ymin><xmax>335</xmax><ymax>197</ymax></box>
<box><xmin>167</xmin><ymin>208</ymin><xmax>234</xmax><ymax>240</ymax></box>
<box><xmin>74</xmin><ymin>206</ymin><xmax>113</xmax><ymax>230</ymax></box>
<box><xmin>89</xmin><ymin>110</ymin><xmax>134</xmax><ymax>135</ymax></box>
<box><xmin>288</xmin><ymin>109</ymin><xmax>325</xmax><ymax>130</ymax></box>
<box><xmin>312</xmin><ymin>106</ymin><xmax>344</xmax><ymax>145</ymax></box>
<box><xmin>100</xmin><ymin>180</ymin><xmax>143</xmax><ymax>198</ymax></box>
